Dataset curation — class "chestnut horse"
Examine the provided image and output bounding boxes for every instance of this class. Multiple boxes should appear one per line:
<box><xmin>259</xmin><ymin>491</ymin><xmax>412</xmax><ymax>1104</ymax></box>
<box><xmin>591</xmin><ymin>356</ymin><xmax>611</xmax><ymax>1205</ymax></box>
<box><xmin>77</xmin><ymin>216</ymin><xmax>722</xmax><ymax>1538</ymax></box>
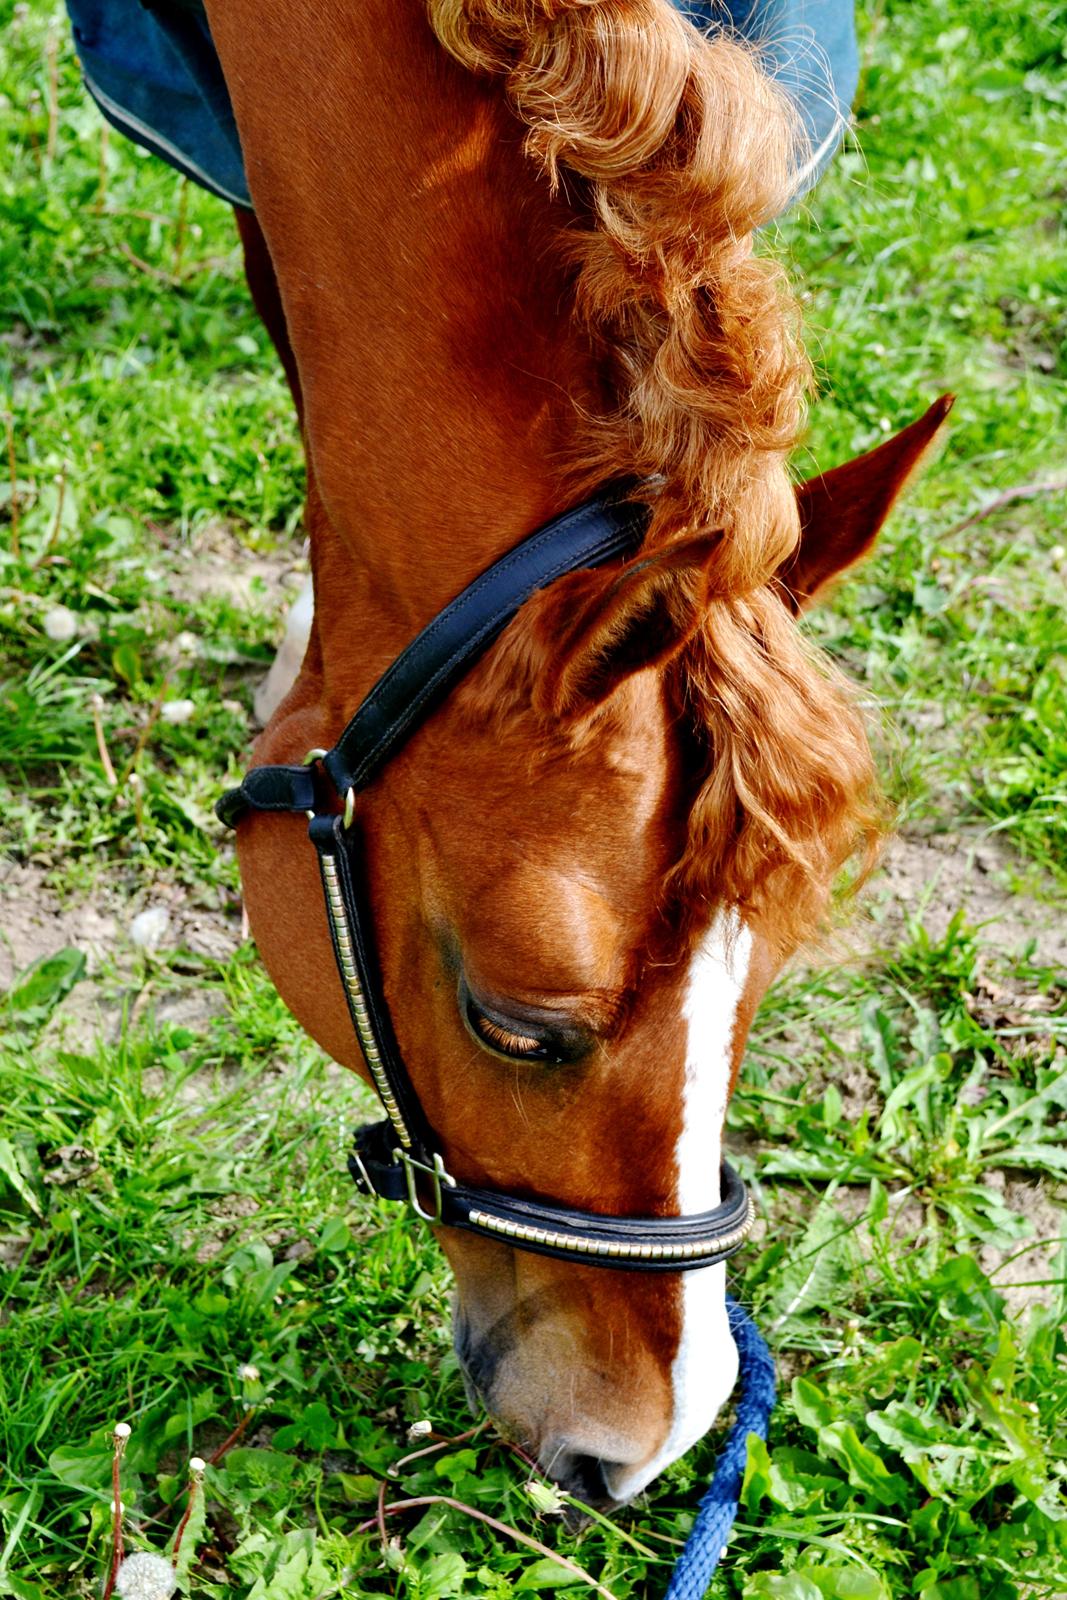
<box><xmin>190</xmin><ymin>0</ymin><xmax>946</xmax><ymax>1504</ymax></box>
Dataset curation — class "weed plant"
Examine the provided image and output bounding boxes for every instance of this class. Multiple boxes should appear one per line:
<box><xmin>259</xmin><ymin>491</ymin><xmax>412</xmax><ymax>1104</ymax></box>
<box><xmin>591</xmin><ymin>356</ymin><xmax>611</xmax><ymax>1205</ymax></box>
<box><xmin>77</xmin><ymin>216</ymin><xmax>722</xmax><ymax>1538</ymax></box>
<box><xmin>1</xmin><ymin>1</ymin><xmax>1064</xmax><ymax>1596</ymax></box>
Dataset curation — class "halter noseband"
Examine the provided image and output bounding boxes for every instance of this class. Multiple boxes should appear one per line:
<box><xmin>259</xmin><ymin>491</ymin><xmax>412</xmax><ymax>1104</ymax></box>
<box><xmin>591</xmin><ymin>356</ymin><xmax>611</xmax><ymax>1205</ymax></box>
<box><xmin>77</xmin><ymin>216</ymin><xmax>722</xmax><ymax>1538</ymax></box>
<box><xmin>217</xmin><ymin>489</ymin><xmax>755</xmax><ymax>1271</ymax></box>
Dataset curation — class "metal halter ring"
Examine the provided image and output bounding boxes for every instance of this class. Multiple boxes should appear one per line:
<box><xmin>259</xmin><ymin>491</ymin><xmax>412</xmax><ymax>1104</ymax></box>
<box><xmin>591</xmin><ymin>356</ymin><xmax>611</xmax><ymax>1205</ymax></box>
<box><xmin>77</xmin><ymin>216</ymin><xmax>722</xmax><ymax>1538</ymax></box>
<box><xmin>394</xmin><ymin>1148</ymin><xmax>456</xmax><ymax>1224</ymax></box>
<box><xmin>303</xmin><ymin>748</ymin><xmax>358</xmax><ymax>832</ymax></box>
<box><xmin>302</xmin><ymin>747</ymin><xmax>327</xmax><ymax>822</ymax></box>
<box><xmin>303</xmin><ymin>750</ymin><xmax>355</xmax><ymax>830</ymax></box>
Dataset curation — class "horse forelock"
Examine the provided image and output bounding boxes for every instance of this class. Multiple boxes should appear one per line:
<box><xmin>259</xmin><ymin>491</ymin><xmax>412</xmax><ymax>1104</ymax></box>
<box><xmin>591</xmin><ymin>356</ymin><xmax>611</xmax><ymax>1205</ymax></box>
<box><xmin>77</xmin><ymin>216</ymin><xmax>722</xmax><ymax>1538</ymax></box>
<box><xmin>457</xmin><ymin>581</ymin><xmax>883</xmax><ymax>958</ymax></box>
<box><xmin>664</xmin><ymin>594</ymin><xmax>884</xmax><ymax>954</ymax></box>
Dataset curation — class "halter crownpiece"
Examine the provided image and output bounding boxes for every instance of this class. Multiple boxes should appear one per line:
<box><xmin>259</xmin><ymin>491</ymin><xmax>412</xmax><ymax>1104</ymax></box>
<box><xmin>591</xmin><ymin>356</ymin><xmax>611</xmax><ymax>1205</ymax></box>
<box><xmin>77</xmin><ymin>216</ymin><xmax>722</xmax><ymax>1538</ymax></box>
<box><xmin>218</xmin><ymin>487</ymin><xmax>756</xmax><ymax>1271</ymax></box>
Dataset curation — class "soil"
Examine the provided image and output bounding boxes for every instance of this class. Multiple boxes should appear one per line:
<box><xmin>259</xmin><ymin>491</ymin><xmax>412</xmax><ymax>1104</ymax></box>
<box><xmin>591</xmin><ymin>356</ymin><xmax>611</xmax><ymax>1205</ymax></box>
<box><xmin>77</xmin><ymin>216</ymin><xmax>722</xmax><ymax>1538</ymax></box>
<box><xmin>159</xmin><ymin>518</ymin><xmax>308</xmax><ymax>614</ymax></box>
<box><xmin>980</xmin><ymin>1175</ymin><xmax>1065</xmax><ymax>1315</ymax></box>
<box><xmin>850</xmin><ymin>828</ymin><xmax>1067</xmax><ymax>971</ymax></box>
<box><xmin>0</xmin><ymin>856</ymin><xmax>241</xmax><ymax>1047</ymax></box>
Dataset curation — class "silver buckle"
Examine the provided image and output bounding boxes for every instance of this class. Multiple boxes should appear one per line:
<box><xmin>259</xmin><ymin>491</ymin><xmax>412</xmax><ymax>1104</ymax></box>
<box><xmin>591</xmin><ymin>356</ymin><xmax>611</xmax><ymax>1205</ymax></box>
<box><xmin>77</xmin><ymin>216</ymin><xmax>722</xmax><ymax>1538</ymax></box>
<box><xmin>302</xmin><ymin>748</ymin><xmax>326</xmax><ymax>821</ymax></box>
<box><xmin>394</xmin><ymin>1149</ymin><xmax>456</xmax><ymax>1223</ymax></box>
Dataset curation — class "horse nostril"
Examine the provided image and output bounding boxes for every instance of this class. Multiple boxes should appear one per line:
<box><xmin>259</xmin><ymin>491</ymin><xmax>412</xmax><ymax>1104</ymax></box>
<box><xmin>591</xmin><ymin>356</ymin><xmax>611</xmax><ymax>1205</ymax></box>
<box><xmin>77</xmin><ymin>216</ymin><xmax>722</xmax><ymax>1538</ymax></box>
<box><xmin>553</xmin><ymin>1453</ymin><xmax>617</xmax><ymax>1512</ymax></box>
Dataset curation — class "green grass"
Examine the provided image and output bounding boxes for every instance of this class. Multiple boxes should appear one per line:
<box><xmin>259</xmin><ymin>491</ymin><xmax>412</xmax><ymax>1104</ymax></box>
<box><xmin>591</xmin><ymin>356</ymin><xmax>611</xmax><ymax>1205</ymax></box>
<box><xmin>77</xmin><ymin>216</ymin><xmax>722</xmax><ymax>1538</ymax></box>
<box><xmin>1</xmin><ymin>1</ymin><xmax>1065</xmax><ymax>1597</ymax></box>
<box><xmin>779</xmin><ymin>2</ymin><xmax>1067</xmax><ymax>874</ymax></box>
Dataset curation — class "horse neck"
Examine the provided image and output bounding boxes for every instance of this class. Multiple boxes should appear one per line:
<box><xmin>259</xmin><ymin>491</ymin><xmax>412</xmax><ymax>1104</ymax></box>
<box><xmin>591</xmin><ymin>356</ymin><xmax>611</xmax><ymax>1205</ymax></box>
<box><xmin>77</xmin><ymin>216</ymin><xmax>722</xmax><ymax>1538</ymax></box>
<box><xmin>206</xmin><ymin>0</ymin><xmax>607</xmax><ymax>708</ymax></box>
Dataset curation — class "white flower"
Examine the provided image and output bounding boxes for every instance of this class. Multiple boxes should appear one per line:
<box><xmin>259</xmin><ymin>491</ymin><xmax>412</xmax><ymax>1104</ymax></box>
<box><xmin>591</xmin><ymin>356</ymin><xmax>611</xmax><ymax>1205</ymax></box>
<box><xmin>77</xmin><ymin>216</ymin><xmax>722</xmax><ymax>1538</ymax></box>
<box><xmin>114</xmin><ymin>1551</ymin><xmax>177</xmax><ymax>1600</ymax></box>
<box><xmin>129</xmin><ymin>906</ymin><xmax>171</xmax><ymax>951</ymax></box>
<box><xmin>160</xmin><ymin>698</ymin><xmax>195</xmax><ymax>725</ymax></box>
<box><xmin>42</xmin><ymin>605</ymin><xmax>78</xmax><ymax>642</ymax></box>
<box><xmin>525</xmin><ymin>1480</ymin><xmax>565</xmax><ymax>1515</ymax></box>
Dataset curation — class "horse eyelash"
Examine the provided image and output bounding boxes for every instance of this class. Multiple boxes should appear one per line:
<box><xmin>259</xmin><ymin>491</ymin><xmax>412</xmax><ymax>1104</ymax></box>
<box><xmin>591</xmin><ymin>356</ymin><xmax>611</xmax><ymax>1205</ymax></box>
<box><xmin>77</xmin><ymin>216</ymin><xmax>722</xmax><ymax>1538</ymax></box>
<box><xmin>472</xmin><ymin>1013</ymin><xmax>544</xmax><ymax>1057</ymax></box>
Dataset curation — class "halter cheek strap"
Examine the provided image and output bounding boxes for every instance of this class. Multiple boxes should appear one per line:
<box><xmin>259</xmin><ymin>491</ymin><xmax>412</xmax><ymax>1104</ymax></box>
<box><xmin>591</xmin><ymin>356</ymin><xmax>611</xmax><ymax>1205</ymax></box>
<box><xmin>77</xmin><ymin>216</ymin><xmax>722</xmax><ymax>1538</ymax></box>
<box><xmin>217</xmin><ymin>488</ymin><xmax>756</xmax><ymax>1272</ymax></box>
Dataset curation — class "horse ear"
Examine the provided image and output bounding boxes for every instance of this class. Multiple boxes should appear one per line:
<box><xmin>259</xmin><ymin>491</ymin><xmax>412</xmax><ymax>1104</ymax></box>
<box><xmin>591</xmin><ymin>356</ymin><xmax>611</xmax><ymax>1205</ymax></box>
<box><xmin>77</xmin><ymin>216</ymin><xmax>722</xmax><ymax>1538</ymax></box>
<box><xmin>778</xmin><ymin>394</ymin><xmax>955</xmax><ymax>614</ymax></box>
<box><xmin>539</xmin><ymin>531</ymin><xmax>720</xmax><ymax>718</ymax></box>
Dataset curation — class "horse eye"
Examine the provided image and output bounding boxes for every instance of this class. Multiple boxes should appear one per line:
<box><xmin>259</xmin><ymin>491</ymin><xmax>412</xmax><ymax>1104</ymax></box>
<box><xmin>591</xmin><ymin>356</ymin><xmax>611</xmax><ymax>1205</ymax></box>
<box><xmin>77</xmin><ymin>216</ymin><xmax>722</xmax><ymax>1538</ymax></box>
<box><xmin>463</xmin><ymin>991</ymin><xmax>567</xmax><ymax>1064</ymax></box>
<box><xmin>471</xmin><ymin>1008</ymin><xmax>547</xmax><ymax>1059</ymax></box>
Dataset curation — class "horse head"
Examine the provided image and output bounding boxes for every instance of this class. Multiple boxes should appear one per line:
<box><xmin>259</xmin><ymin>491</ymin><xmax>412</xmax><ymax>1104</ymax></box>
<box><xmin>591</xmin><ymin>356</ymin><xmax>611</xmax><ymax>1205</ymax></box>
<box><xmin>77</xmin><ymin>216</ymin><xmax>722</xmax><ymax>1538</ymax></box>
<box><xmin>204</xmin><ymin>0</ymin><xmax>952</xmax><ymax>1503</ymax></box>
<box><xmin>344</xmin><ymin>403</ymin><xmax>949</xmax><ymax>1504</ymax></box>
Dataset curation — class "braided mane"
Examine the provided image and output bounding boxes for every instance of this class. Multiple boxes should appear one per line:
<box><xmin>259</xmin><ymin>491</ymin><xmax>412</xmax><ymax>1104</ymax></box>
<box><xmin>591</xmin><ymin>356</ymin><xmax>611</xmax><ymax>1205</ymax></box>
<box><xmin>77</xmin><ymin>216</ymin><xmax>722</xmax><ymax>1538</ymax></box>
<box><xmin>432</xmin><ymin>0</ymin><xmax>882</xmax><ymax>950</ymax></box>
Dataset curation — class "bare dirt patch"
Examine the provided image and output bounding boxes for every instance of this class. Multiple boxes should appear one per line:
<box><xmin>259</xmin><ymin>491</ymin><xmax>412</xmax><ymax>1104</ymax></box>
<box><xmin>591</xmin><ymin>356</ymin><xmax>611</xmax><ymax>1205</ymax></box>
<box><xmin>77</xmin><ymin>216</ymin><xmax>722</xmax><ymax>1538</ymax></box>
<box><xmin>980</xmin><ymin>1173</ymin><xmax>1065</xmax><ymax>1316</ymax></box>
<box><xmin>0</xmin><ymin>858</ymin><xmax>119</xmax><ymax>993</ymax></box>
<box><xmin>0</xmin><ymin>856</ymin><xmax>241</xmax><ymax>1045</ymax></box>
<box><xmin>849</xmin><ymin>827</ymin><xmax>1066</xmax><ymax>971</ymax></box>
<box><xmin>160</xmin><ymin>518</ymin><xmax>308</xmax><ymax>613</ymax></box>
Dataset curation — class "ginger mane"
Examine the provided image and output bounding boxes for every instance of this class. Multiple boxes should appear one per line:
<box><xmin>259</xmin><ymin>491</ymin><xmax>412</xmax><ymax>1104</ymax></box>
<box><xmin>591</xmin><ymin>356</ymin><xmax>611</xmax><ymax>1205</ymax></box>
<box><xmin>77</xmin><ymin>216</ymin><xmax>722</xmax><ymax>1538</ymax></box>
<box><xmin>433</xmin><ymin>0</ymin><xmax>883</xmax><ymax>948</ymax></box>
<box><xmin>459</xmin><ymin>579</ymin><xmax>881</xmax><ymax>953</ymax></box>
<box><xmin>665</xmin><ymin>595</ymin><xmax>882</xmax><ymax>951</ymax></box>
<box><xmin>427</xmin><ymin>0</ymin><xmax>810</xmax><ymax>586</ymax></box>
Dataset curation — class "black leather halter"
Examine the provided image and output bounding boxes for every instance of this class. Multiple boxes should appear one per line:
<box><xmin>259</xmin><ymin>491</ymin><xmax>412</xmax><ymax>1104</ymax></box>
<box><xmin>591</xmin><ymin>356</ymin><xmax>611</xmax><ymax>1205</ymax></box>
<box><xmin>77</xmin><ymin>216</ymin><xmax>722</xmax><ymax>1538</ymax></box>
<box><xmin>218</xmin><ymin>489</ymin><xmax>755</xmax><ymax>1271</ymax></box>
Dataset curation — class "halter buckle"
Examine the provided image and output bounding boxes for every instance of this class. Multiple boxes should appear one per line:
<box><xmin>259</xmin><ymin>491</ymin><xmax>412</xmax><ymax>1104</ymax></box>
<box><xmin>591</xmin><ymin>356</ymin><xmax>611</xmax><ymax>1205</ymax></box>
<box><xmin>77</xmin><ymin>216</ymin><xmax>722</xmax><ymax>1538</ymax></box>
<box><xmin>394</xmin><ymin>1149</ymin><xmax>456</xmax><ymax>1223</ymax></box>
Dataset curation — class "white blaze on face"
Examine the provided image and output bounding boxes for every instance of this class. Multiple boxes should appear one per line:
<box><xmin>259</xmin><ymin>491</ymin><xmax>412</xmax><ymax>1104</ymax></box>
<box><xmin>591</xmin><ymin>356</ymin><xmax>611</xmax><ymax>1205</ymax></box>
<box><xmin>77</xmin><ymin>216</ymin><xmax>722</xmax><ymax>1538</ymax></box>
<box><xmin>609</xmin><ymin>911</ymin><xmax>752</xmax><ymax>1502</ymax></box>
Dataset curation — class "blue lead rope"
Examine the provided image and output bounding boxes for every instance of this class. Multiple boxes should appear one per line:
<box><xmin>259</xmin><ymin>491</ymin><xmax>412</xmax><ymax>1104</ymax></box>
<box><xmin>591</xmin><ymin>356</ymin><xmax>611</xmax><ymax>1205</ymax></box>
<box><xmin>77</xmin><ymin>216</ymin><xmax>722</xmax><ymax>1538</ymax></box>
<box><xmin>664</xmin><ymin>1298</ymin><xmax>776</xmax><ymax>1600</ymax></box>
